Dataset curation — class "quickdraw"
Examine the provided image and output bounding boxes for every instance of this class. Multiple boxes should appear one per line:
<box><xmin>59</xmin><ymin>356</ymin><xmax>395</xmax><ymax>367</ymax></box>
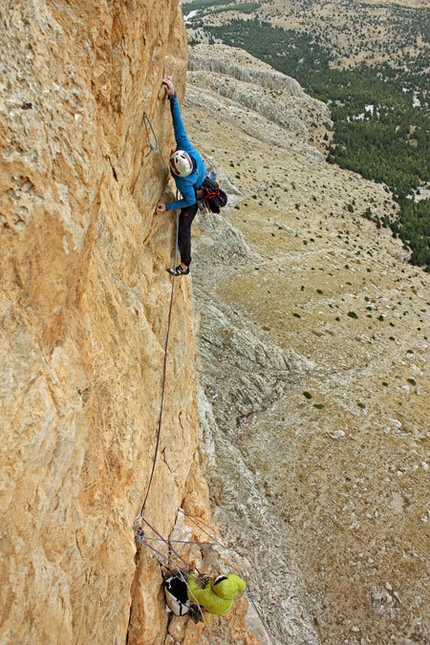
<box><xmin>143</xmin><ymin>111</ymin><xmax>159</xmax><ymax>157</ymax></box>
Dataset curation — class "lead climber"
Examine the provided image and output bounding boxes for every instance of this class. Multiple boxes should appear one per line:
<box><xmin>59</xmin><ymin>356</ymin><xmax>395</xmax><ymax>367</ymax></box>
<box><xmin>156</xmin><ymin>76</ymin><xmax>207</xmax><ymax>277</ymax></box>
<box><xmin>164</xmin><ymin>571</ymin><xmax>246</xmax><ymax>619</ymax></box>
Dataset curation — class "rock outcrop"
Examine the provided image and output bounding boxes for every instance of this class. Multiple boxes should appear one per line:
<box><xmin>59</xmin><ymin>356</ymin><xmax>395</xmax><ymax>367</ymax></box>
<box><xmin>189</xmin><ymin>44</ymin><xmax>331</xmax><ymax>139</ymax></box>
<box><xmin>0</xmin><ymin>4</ymin><xmax>256</xmax><ymax>644</ymax></box>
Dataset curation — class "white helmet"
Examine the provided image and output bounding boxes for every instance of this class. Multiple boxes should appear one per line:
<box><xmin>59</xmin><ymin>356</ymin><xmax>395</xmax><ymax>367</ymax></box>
<box><xmin>170</xmin><ymin>150</ymin><xmax>193</xmax><ymax>177</ymax></box>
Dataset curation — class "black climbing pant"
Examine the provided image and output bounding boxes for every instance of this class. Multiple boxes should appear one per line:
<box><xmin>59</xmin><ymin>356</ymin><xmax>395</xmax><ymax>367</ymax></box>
<box><xmin>178</xmin><ymin>202</ymin><xmax>198</xmax><ymax>267</ymax></box>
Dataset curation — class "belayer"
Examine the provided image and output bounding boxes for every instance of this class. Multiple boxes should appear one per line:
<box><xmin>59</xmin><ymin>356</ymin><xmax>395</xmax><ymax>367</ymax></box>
<box><xmin>156</xmin><ymin>76</ymin><xmax>207</xmax><ymax>277</ymax></box>
<box><xmin>187</xmin><ymin>572</ymin><xmax>246</xmax><ymax>615</ymax></box>
<box><xmin>165</xmin><ymin>571</ymin><xmax>246</xmax><ymax>619</ymax></box>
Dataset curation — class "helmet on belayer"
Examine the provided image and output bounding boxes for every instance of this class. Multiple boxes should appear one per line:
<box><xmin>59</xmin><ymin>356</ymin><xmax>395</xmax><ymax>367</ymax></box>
<box><xmin>170</xmin><ymin>150</ymin><xmax>194</xmax><ymax>177</ymax></box>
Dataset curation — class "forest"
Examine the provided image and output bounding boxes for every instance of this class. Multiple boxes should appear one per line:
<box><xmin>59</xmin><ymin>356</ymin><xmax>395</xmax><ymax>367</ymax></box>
<box><xmin>184</xmin><ymin>4</ymin><xmax>430</xmax><ymax>271</ymax></box>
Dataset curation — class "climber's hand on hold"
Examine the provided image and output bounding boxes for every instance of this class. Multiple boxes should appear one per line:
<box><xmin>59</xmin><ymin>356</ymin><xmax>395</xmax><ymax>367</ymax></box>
<box><xmin>156</xmin><ymin>202</ymin><xmax>167</xmax><ymax>214</ymax></box>
<box><xmin>162</xmin><ymin>76</ymin><xmax>175</xmax><ymax>96</ymax></box>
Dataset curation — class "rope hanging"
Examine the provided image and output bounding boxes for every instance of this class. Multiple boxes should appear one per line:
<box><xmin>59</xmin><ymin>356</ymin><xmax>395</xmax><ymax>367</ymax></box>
<box><xmin>135</xmin><ymin>534</ymin><xmax>217</xmax><ymax>548</ymax></box>
<box><xmin>135</xmin><ymin>529</ymin><xmax>188</xmax><ymax>575</ymax></box>
<box><xmin>143</xmin><ymin>111</ymin><xmax>159</xmax><ymax>157</ymax></box>
<box><xmin>245</xmin><ymin>590</ymin><xmax>278</xmax><ymax>645</ymax></box>
<box><xmin>139</xmin><ymin>516</ymin><xmax>204</xmax><ymax>576</ymax></box>
<box><xmin>178</xmin><ymin>509</ymin><xmax>226</xmax><ymax>549</ymax></box>
<box><xmin>137</xmin><ymin>210</ymin><xmax>180</xmax><ymax>519</ymax></box>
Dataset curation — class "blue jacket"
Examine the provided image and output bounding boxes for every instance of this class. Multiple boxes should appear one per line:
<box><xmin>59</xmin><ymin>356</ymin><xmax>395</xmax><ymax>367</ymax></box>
<box><xmin>166</xmin><ymin>93</ymin><xmax>206</xmax><ymax>211</ymax></box>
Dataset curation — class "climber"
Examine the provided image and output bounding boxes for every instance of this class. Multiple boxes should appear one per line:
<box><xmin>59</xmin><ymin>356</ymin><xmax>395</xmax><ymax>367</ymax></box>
<box><xmin>165</xmin><ymin>572</ymin><xmax>246</xmax><ymax>618</ymax></box>
<box><xmin>156</xmin><ymin>76</ymin><xmax>207</xmax><ymax>277</ymax></box>
<box><xmin>187</xmin><ymin>573</ymin><xmax>246</xmax><ymax>616</ymax></box>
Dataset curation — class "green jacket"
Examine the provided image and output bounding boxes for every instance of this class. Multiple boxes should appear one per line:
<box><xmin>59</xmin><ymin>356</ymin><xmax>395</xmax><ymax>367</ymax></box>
<box><xmin>187</xmin><ymin>574</ymin><xmax>246</xmax><ymax>615</ymax></box>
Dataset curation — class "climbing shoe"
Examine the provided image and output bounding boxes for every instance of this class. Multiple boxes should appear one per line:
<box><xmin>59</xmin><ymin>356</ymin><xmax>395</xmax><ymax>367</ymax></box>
<box><xmin>167</xmin><ymin>265</ymin><xmax>190</xmax><ymax>276</ymax></box>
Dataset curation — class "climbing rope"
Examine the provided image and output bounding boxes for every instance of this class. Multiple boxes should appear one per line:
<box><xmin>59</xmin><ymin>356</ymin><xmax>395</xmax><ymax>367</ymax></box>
<box><xmin>135</xmin><ymin>529</ymin><xmax>188</xmax><ymax>574</ymax></box>
<box><xmin>136</xmin><ymin>534</ymin><xmax>217</xmax><ymax>548</ymax></box>
<box><xmin>245</xmin><ymin>590</ymin><xmax>278</xmax><ymax>645</ymax></box>
<box><xmin>178</xmin><ymin>509</ymin><xmax>226</xmax><ymax>549</ymax></box>
<box><xmin>130</xmin><ymin>196</ymin><xmax>274</xmax><ymax>643</ymax></box>
<box><xmin>139</xmin><ymin>516</ymin><xmax>204</xmax><ymax>576</ymax></box>
<box><xmin>135</xmin><ymin>514</ymin><xmax>218</xmax><ymax>577</ymax></box>
<box><xmin>143</xmin><ymin>111</ymin><xmax>159</xmax><ymax>157</ymax></box>
<box><xmin>136</xmin><ymin>210</ymin><xmax>180</xmax><ymax>519</ymax></box>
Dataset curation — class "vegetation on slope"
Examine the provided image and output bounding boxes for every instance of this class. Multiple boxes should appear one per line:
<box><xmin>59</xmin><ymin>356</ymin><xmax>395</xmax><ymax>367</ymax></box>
<box><xmin>184</xmin><ymin>3</ymin><xmax>430</xmax><ymax>270</ymax></box>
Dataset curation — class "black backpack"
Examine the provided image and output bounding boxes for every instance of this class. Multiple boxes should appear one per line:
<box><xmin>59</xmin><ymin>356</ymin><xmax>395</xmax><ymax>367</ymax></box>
<box><xmin>199</xmin><ymin>176</ymin><xmax>228</xmax><ymax>214</ymax></box>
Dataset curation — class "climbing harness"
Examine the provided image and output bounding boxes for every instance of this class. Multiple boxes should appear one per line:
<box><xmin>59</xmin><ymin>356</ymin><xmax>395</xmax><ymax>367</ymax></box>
<box><xmin>143</xmin><ymin>111</ymin><xmax>159</xmax><ymax>157</ymax></box>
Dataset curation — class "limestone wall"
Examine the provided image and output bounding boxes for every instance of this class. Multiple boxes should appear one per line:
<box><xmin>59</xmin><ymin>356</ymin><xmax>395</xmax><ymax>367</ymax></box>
<box><xmin>0</xmin><ymin>2</ymin><xmax>239</xmax><ymax>643</ymax></box>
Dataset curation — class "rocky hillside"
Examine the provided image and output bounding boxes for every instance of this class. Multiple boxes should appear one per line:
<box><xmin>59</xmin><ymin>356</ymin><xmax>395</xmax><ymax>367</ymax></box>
<box><xmin>186</xmin><ymin>44</ymin><xmax>430</xmax><ymax>644</ymax></box>
<box><xmin>184</xmin><ymin>0</ymin><xmax>430</xmax><ymax>68</ymax></box>
<box><xmin>0</xmin><ymin>4</ymin><xmax>256</xmax><ymax>645</ymax></box>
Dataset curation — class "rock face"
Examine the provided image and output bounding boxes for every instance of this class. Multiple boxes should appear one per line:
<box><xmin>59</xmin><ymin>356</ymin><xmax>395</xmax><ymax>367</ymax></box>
<box><xmin>0</xmin><ymin>4</ymin><xmax>256</xmax><ymax>645</ymax></box>
<box><xmin>188</xmin><ymin>45</ymin><xmax>331</xmax><ymax>139</ymax></box>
